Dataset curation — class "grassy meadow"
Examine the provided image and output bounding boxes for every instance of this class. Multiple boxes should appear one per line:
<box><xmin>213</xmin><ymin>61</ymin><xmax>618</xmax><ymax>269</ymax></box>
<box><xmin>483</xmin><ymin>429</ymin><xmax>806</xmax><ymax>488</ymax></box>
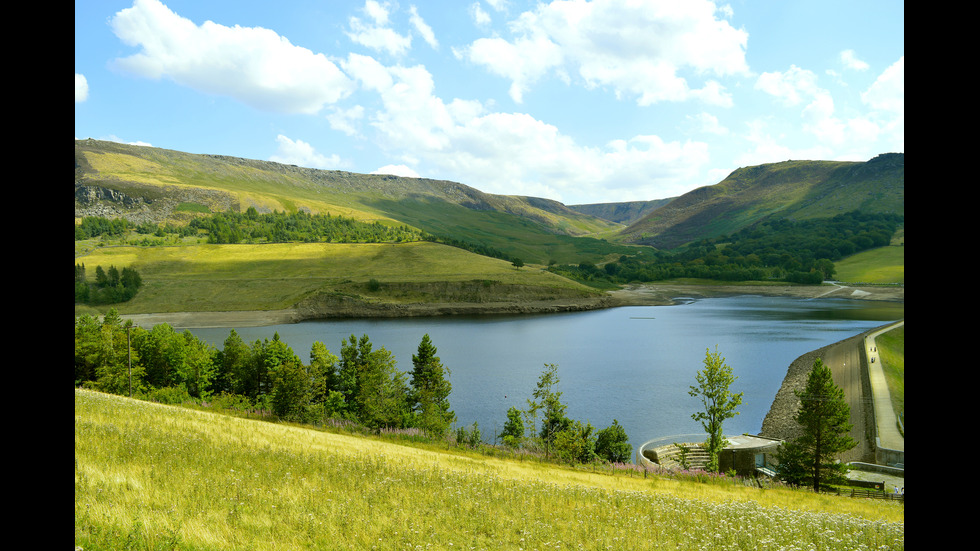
<box><xmin>876</xmin><ymin>325</ymin><xmax>905</xmax><ymax>425</ymax></box>
<box><xmin>75</xmin><ymin>241</ymin><xmax>600</xmax><ymax>314</ymax></box>
<box><xmin>75</xmin><ymin>389</ymin><xmax>904</xmax><ymax>550</ymax></box>
<box><xmin>833</xmin><ymin>245</ymin><xmax>904</xmax><ymax>285</ymax></box>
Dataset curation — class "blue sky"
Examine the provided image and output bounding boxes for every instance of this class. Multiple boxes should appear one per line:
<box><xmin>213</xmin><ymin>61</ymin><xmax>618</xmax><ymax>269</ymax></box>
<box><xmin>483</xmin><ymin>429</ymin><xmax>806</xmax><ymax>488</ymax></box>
<box><xmin>75</xmin><ymin>0</ymin><xmax>903</xmax><ymax>206</ymax></box>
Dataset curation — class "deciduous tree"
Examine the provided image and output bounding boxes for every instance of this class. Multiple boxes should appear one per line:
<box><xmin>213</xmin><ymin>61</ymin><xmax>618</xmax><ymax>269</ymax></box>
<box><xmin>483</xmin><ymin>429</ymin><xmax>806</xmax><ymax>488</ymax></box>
<box><xmin>689</xmin><ymin>346</ymin><xmax>743</xmax><ymax>471</ymax></box>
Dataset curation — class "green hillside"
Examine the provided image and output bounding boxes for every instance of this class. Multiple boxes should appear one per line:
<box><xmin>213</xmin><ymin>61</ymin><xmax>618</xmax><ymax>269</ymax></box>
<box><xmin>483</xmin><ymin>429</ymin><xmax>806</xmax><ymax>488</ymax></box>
<box><xmin>75</xmin><ymin>139</ymin><xmax>626</xmax><ymax>265</ymax></box>
<box><xmin>569</xmin><ymin>198</ymin><xmax>674</xmax><ymax>225</ymax></box>
<box><xmin>622</xmin><ymin>154</ymin><xmax>904</xmax><ymax>249</ymax></box>
<box><xmin>76</xmin><ymin>141</ymin><xmax>904</xmax><ymax>315</ymax></box>
<box><xmin>75</xmin><ymin>389</ymin><xmax>904</xmax><ymax>550</ymax></box>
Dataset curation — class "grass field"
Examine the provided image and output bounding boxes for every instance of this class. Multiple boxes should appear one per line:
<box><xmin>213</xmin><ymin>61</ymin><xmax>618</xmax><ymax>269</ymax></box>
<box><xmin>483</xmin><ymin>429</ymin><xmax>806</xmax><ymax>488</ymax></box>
<box><xmin>75</xmin><ymin>389</ymin><xmax>904</xmax><ymax>550</ymax></box>
<box><xmin>834</xmin><ymin>245</ymin><xmax>905</xmax><ymax>284</ymax></box>
<box><xmin>75</xmin><ymin>241</ymin><xmax>599</xmax><ymax>314</ymax></box>
<box><xmin>876</xmin><ymin>325</ymin><xmax>905</xmax><ymax>426</ymax></box>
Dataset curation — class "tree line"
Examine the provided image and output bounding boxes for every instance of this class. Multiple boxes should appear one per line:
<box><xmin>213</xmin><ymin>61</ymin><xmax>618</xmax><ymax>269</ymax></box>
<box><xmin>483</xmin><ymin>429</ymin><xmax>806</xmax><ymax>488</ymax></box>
<box><xmin>550</xmin><ymin>212</ymin><xmax>903</xmax><ymax>285</ymax></box>
<box><xmin>74</xmin><ymin>263</ymin><xmax>143</xmax><ymax>304</ymax></box>
<box><xmin>75</xmin><ymin>209</ymin><xmax>424</xmax><ymax>245</ymax></box>
<box><xmin>75</xmin><ymin>310</ymin><xmax>856</xmax><ymax>484</ymax></box>
<box><xmin>74</xmin><ymin>310</ymin><xmax>457</xmax><ymax>437</ymax></box>
<box><xmin>496</xmin><ymin>363</ymin><xmax>633</xmax><ymax>465</ymax></box>
<box><xmin>73</xmin><ymin>310</ymin><xmax>633</xmax><ymax>465</ymax></box>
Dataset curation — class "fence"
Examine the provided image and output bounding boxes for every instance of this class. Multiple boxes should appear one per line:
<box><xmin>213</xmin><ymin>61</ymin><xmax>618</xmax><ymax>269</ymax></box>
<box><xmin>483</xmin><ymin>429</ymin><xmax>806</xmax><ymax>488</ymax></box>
<box><xmin>838</xmin><ymin>488</ymin><xmax>904</xmax><ymax>502</ymax></box>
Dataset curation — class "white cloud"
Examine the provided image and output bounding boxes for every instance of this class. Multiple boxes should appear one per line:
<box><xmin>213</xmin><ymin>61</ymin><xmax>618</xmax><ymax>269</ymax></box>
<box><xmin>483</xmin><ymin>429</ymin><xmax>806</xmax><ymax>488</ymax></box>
<box><xmin>458</xmin><ymin>0</ymin><xmax>748</xmax><ymax>106</ymax></box>
<box><xmin>75</xmin><ymin>73</ymin><xmax>89</xmax><ymax>102</ymax></box>
<box><xmin>862</xmin><ymin>56</ymin><xmax>904</xmax><ymax>115</ymax></box>
<box><xmin>372</xmin><ymin>164</ymin><xmax>420</xmax><ymax>177</ymax></box>
<box><xmin>688</xmin><ymin>112</ymin><xmax>729</xmax><ymax>136</ymax></box>
<box><xmin>109</xmin><ymin>0</ymin><xmax>354</xmax><ymax>115</ymax></box>
<box><xmin>343</xmin><ymin>55</ymin><xmax>709</xmax><ymax>202</ymax></box>
<box><xmin>408</xmin><ymin>6</ymin><xmax>438</xmax><ymax>49</ymax></box>
<box><xmin>470</xmin><ymin>2</ymin><xmax>492</xmax><ymax>26</ymax></box>
<box><xmin>326</xmin><ymin>105</ymin><xmax>366</xmax><ymax>137</ymax></box>
<box><xmin>462</xmin><ymin>35</ymin><xmax>563</xmax><ymax>103</ymax></box>
<box><xmin>840</xmin><ymin>49</ymin><xmax>869</xmax><ymax>71</ymax></box>
<box><xmin>269</xmin><ymin>134</ymin><xmax>343</xmax><ymax>169</ymax></box>
<box><xmin>754</xmin><ymin>65</ymin><xmax>821</xmax><ymax>106</ymax></box>
<box><xmin>347</xmin><ymin>1</ymin><xmax>412</xmax><ymax>56</ymax></box>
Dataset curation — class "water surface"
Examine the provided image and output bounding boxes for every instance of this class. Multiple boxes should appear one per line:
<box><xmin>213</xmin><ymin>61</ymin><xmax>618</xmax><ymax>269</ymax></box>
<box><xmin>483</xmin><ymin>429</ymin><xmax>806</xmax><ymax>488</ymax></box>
<box><xmin>189</xmin><ymin>296</ymin><xmax>902</xmax><ymax>449</ymax></box>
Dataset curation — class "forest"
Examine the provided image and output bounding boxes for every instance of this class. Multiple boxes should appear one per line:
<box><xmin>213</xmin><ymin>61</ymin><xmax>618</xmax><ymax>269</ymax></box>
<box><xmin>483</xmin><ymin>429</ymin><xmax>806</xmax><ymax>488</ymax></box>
<box><xmin>549</xmin><ymin>212</ymin><xmax>903</xmax><ymax>285</ymax></box>
<box><xmin>74</xmin><ymin>309</ymin><xmax>632</xmax><ymax>466</ymax></box>
<box><xmin>74</xmin><ymin>263</ymin><xmax>143</xmax><ymax>304</ymax></box>
<box><xmin>75</xmin><ymin>208</ymin><xmax>424</xmax><ymax>245</ymax></box>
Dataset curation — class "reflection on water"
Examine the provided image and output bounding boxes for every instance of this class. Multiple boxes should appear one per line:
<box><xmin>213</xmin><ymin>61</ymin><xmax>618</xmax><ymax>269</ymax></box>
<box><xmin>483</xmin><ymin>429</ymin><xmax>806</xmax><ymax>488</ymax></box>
<box><xmin>189</xmin><ymin>296</ymin><xmax>902</xmax><ymax>449</ymax></box>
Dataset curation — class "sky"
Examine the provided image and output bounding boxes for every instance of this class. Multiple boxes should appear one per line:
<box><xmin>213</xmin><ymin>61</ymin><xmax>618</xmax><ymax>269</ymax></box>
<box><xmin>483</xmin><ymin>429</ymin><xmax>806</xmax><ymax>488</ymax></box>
<box><xmin>75</xmin><ymin>0</ymin><xmax>904</xmax><ymax>206</ymax></box>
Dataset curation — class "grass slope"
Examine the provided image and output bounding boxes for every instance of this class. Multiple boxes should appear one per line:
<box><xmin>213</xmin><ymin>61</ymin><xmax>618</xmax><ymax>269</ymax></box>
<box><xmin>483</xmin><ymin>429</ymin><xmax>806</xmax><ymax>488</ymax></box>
<box><xmin>834</xmin><ymin>245</ymin><xmax>905</xmax><ymax>284</ymax></box>
<box><xmin>876</xmin><ymin>325</ymin><xmax>905</xmax><ymax>425</ymax></box>
<box><xmin>75</xmin><ymin>139</ymin><xmax>624</xmax><ymax>265</ymax></box>
<box><xmin>75</xmin><ymin>389</ymin><xmax>904</xmax><ymax>550</ymax></box>
<box><xmin>75</xmin><ymin>241</ymin><xmax>600</xmax><ymax>314</ymax></box>
<box><xmin>623</xmin><ymin>154</ymin><xmax>904</xmax><ymax>249</ymax></box>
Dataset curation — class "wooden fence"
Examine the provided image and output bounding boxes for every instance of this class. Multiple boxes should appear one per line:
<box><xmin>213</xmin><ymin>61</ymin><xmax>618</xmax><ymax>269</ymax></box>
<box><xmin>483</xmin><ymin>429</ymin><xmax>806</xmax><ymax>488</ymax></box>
<box><xmin>838</xmin><ymin>488</ymin><xmax>904</xmax><ymax>502</ymax></box>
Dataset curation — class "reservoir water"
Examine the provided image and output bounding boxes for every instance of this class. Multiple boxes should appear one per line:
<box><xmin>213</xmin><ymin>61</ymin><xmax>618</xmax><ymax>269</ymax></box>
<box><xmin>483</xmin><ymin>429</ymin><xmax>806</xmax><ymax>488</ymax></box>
<box><xmin>188</xmin><ymin>295</ymin><xmax>903</xmax><ymax>450</ymax></box>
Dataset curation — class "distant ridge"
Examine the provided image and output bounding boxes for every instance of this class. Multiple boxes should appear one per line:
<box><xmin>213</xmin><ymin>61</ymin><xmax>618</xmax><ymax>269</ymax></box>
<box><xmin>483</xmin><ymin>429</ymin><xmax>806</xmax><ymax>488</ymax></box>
<box><xmin>568</xmin><ymin>198</ymin><xmax>674</xmax><ymax>226</ymax></box>
<box><xmin>621</xmin><ymin>153</ymin><xmax>904</xmax><ymax>249</ymax></box>
<box><xmin>76</xmin><ymin>140</ymin><xmax>903</xmax><ymax>257</ymax></box>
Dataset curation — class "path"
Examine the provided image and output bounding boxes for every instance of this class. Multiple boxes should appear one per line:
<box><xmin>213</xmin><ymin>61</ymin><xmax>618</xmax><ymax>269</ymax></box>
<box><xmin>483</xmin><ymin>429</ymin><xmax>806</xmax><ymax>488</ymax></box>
<box><xmin>865</xmin><ymin>321</ymin><xmax>905</xmax><ymax>458</ymax></box>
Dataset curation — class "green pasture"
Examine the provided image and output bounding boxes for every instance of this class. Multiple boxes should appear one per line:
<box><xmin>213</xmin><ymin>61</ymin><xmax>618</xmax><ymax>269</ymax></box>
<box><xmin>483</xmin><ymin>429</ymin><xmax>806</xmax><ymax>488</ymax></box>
<box><xmin>75</xmin><ymin>241</ymin><xmax>597</xmax><ymax>314</ymax></box>
<box><xmin>834</xmin><ymin>245</ymin><xmax>904</xmax><ymax>284</ymax></box>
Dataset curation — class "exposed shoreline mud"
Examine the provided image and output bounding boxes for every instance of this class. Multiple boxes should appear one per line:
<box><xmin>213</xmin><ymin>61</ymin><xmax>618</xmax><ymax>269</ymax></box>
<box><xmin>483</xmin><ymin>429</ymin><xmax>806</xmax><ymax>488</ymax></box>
<box><xmin>120</xmin><ymin>282</ymin><xmax>903</xmax><ymax>329</ymax></box>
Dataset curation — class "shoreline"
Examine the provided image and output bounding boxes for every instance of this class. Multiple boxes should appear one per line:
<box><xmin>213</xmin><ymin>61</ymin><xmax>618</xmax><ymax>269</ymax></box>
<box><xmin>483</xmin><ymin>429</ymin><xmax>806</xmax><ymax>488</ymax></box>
<box><xmin>120</xmin><ymin>282</ymin><xmax>903</xmax><ymax>329</ymax></box>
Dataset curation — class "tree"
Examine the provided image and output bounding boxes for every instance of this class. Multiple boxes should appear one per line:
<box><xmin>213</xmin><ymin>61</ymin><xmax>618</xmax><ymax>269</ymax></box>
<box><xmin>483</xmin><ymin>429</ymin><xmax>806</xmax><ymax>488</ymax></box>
<box><xmin>688</xmin><ymin>346</ymin><xmax>743</xmax><ymax>471</ymax></box>
<box><xmin>408</xmin><ymin>334</ymin><xmax>455</xmax><ymax>437</ymax></box>
<box><xmin>532</xmin><ymin>363</ymin><xmax>570</xmax><ymax>457</ymax></box>
<box><xmin>309</xmin><ymin>341</ymin><xmax>339</xmax><ymax>406</ymax></box>
<box><xmin>553</xmin><ymin>420</ymin><xmax>597</xmax><ymax>465</ymax></box>
<box><xmin>776</xmin><ymin>358</ymin><xmax>857</xmax><ymax>491</ymax></box>
<box><xmin>595</xmin><ymin>419</ymin><xmax>632</xmax><ymax>463</ymax></box>
<box><xmin>270</xmin><ymin>360</ymin><xmax>311</xmax><ymax>421</ymax></box>
<box><xmin>499</xmin><ymin>406</ymin><xmax>524</xmax><ymax>447</ymax></box>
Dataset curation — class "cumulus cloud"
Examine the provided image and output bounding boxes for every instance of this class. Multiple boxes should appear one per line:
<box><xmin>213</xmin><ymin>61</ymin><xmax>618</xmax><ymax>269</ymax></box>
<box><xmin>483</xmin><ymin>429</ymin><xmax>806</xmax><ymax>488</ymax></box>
<box><xmin>109</xmin><ymin>0</ymin><xmax>354</xmax><ymax>115</ymax></box>
<box><xmin>269</xmin><ymin>135</ymin><xmax>343</xmax><ymax>169</ymax></box>
<box><xmin>75</xmin><ymin>73</ymin><xmax>89</xmax><ymax>102</ymax></box>
<box><xmin>840</xmin><ymin>49</ymin><xmax>869</xmax><ymax>71</ymax></box>
<box><xmin>372</xmin><ymin>164</ymin><xmax>420</xmax><ymax>177</ymax></box>
<box><xmin>458</xmin><ymin>0</ymin><xmax>748</xmax><ymax>105</ymax></box>
<box><xmin>346</xmin><ymin>0</ymin><xmax>412</xmax><ymax>56</ymax></box>
<box><xmin>754</xmin><ymin>65</ymin><xmax>822</xmax><ymax>106</ymax></box>
<box><xmin>343</xmin><ymin>55</ymin><xmax>709</xmax><ymax>202</ymax></box>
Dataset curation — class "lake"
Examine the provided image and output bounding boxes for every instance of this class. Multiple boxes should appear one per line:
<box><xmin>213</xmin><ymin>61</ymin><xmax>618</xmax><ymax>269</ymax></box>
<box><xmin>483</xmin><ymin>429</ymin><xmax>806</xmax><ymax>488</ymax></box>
<box><xmin>188</xmin><ymin>295</ymin><xmax>903</xmax><ymax>450</ymax></box>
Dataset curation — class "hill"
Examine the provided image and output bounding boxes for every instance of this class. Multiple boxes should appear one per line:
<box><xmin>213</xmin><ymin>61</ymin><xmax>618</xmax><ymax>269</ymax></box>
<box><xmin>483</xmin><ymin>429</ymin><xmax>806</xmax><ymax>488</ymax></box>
<box><xmin>621</xmin><ymin>153</ymin><xmax>904</xmax><ymax>249</ymax></box>
<box><xmin>75</xmin><ymin>389</ymin><xmax>904</xmax><ymax>550</ymax></box>
<box><xmin>75</xmin><ymin>139</ymin><xmax>628</xmax><ymax>265</ymax></box>
<box><xmin>569</xmin><ymin>198</ymin><xmax>674</xmax><ymax>225</ymax></box>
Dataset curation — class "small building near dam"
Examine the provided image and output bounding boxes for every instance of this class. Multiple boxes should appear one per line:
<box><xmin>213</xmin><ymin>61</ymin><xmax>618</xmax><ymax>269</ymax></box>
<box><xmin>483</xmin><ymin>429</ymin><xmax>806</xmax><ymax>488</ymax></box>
<box><xmin>637</xmin><ymin>434</ymin><xmax>782</xmax><ymax>477</ymax></box>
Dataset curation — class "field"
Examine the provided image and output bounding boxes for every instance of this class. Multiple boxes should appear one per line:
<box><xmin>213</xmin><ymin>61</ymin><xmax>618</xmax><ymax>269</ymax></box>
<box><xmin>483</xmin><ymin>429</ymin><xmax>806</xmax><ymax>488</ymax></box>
<box><xmin>876</xmin><ymin>325</ymin><xmax>905</xmax><ymax>425</ymax></box>
<box><xmin>75</xmin><ymin>241</ymin><xmax>600</xmax><ymax>315</ymax></box>
<box><xmin>75</xmin><ymin>389</ymin><xmax>904</xmax><ymax>550</ymax></box>
<box><xmin>833</xmin><ymin>244</ymin><xmax>905</xmax><ymax>285</ymax></box>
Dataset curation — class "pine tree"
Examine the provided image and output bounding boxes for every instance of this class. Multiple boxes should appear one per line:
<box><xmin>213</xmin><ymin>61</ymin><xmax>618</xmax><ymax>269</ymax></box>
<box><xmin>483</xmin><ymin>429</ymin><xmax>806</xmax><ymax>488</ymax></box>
<box><xmin>409</xmin><ymin>334</ymin><xmax>455</xmax><ymax>437</ymax></box>
<box><xmin>776</xmin><ymin>358</ymin><xmax>858</xmax><ymax>491</ymax></box>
